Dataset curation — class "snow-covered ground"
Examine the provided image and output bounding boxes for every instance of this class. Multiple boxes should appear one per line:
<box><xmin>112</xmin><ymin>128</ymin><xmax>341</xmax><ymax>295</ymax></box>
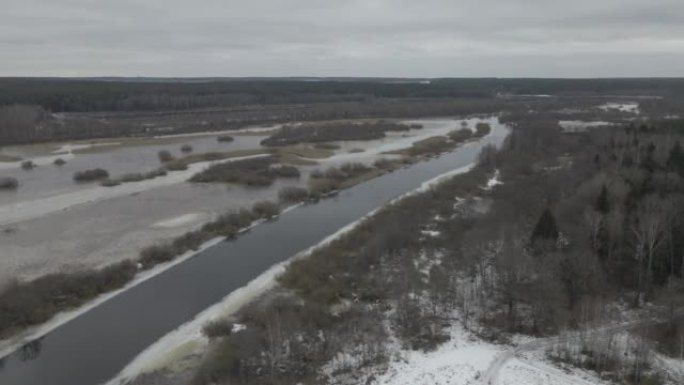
<box><xmin>498</xmin><ymin>356</ymin><xmax>609</xmax><ymax>385</ymax></box>
<box><xmin>598</xmin><ymin>102</ymin><xmax>640</xmax><ymax>114</ymax></box>
<box><xmin>52</xmin><ymin>142</ymin><xmax>121</xmax><ymax>154</ymax></box>
<box><xmin>152</xmin><ymin>213</ymin><xmax>206</xmax><ymax>228</ymax></box>
<box><xmin>355</xmin><ymin>323</ymin><xmax>610</xmax><ymax>385</ymax></box>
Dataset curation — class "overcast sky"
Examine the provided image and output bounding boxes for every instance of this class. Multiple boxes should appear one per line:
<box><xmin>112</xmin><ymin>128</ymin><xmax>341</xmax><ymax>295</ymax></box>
<box><xmin>2</xmin><ymin>0</ymin><xmax>683</xmax><ymax>77</ymax></box>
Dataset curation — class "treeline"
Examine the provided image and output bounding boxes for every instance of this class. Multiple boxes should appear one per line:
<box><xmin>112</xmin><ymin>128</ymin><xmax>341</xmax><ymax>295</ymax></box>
<box><xmin>0</xmin><ymin>98</ymin><xmax>505</xmax><ymax>145</ymax></box>
<box><xmin>2</xmin><ymin>78</ymin><xmax>682</xmax><ymax>113</ymax></box>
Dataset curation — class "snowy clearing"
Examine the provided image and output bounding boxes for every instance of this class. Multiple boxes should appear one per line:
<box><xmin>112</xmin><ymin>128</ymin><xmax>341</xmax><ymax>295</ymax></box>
<box><xmin>598</xmin><ymin>102</ymin><xmax>640</xmax><ymax>114</ymax></box>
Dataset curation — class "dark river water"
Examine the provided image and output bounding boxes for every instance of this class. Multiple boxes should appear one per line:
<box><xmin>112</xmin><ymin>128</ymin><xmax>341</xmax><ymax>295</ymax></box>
<box><xmin>0</xmin><ymin>122</ymin><xmax>507</xmax><ymax>385</ymax></box>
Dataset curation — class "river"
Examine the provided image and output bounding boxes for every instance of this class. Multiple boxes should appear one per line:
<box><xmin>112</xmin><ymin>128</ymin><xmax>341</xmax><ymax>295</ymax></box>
<box><xmin>0</xmin><ymin>119</ymin><xmax>508</xmax><ymax>385</ymax></box>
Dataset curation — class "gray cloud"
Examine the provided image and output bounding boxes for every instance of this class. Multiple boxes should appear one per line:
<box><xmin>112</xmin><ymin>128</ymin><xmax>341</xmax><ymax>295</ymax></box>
<box><xmin>1</xmin><ymin>0</ymin><xmax>683</xmax><ymax>77</ymax></box>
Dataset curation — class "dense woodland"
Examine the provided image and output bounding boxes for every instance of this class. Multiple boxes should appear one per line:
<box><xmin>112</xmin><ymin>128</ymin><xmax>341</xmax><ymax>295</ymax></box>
<box><xmin>189</xmin><ymin>115</ymin><xmax>684</xmax><ymax>385</ymax></box>
<box><xmin>1</xmin><ymin>78</ymin><xmax>684</xmax><ymax>144</ymax></box>
<box><xmin>1</xmin><ymin>78</ymin><xmax>684</xmax><ymax>113</ymax></box>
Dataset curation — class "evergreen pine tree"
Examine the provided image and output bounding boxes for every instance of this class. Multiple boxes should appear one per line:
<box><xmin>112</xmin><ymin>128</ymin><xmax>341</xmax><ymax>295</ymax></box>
<box><xmin>667</xmin><ymin>141</ymin><xmax>684</xmax><ymax>176</ymax></box>
<box><xmin>530</xmin><ymin>208</ymin><xmax>559</xmax><ymax>243</ymax></box>
<box><xmin>595</xmin><ymin>185</ymin><xmax>609</xmax><ymax>214</ymax></box>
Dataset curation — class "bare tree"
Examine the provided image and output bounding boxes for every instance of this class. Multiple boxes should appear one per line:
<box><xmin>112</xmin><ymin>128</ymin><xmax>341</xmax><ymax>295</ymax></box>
<box><xmin>631</xmin><ymin>195</ymin><xmax>672</xmax><ymax>304</ymax></box>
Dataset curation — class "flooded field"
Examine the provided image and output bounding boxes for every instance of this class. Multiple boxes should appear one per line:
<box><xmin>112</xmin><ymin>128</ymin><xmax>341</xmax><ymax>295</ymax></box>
<box><xmin>0</xmin><ymin>117</ymin><xmax>493</xmax><ymax>283</ymax></box>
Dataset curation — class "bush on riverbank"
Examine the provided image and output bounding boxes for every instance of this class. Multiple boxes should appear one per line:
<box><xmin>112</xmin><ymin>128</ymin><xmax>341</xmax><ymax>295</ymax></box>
<box><xmin>278</xmin><ymin>186</ymin><xmax>310</xmax><ymax>203</ymax></box>
<box><xmin>252</xmin><ymin>200</ymin><xmax>280</xmax><ymax>219</ymax></box>
<box><xmin>0</xmin><ymin>261</ymin><xmax>136</xmax><ymax>337</ymax></box>
<box><xmin>73</xmin><ymin>168</ymin><xmax>109</xmax><ymax>182</ymax></box>
<box><xmin>448</xmin><ymin>128</ymin><xmax>473</xmax><ymax>143</ymax></box>
<box><xmin>158</xmin><ymin>150</ymin><xmax>174</xmax><ymax>163</ymax></box>
<box><xmin>20</xmin><ymin>160</ymin><xmax>35</xmax><ymax>170</ymax></box>
<box><xmin>313</xmin><ymin>143</ymin><xmax>340</xmax><ymax>150</ymax></box>
<box><xmin>474</xmin><ymin>122</ymin><xmax>492</xmax><ymax>137</ymax></box>
<box><xmin>0</xmin><ymin>177</ymin><xmax>18</xmax><ymax>190</ymax></box>
<box><xmin>100</xmin><ymin>169</ymin><xmax>168</xmax><ymax>187</ymax></box>
<box><xmin>270</xmin><ymin>165</ymin><xmax>300</xmax><ymax>178</ymax></box>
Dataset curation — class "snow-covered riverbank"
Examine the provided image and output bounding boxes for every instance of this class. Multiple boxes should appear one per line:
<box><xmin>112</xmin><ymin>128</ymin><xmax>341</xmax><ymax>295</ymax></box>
<box><xmin>104</xmin><ymin>159</ymin><xmax>485</xmax><ymax>384</ymax></box>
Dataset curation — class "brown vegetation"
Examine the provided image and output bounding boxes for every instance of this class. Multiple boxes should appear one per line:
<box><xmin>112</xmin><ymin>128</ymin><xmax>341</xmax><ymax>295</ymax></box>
<box><xmin>73</xmin><ymin>168</ymin><xmax>109</xmax><ymax>182</ymax></box>
<box><xmin>261</xmin><ymin>121</ymin><xmax>412</xmax><ymax>146</ymax></box>
<box><xmin>0</xmin><ymin>177</ymin><xmax>19</xmax><ymax>190</ymax></box>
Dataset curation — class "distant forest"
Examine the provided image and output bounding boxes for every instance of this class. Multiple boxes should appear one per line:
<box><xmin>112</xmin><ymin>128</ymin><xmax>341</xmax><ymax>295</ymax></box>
<box><xmin>1</xmin><ymin>78</ymin><xmax>684</xmax><ymax>113</ymax></box>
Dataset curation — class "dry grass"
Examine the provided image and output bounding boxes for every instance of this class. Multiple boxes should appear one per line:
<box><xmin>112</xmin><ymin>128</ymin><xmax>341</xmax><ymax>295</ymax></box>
<box><xmin>271</xmin><ymin>145</ymin><xmax>335</xmax><ymax>159</ymax></box>
<box><xmin>276</xmin><ymin>153</ymin><xmax>319</xmax><ymax>166</ymax></box>
<box><xmin>0</xmin><ymin>154</ymin><xmax>22</xmax><ymax>162</ymax></box>
<box><xmin>230</xmin><ymin>128</ymin><xmax>279</xmax><ymax>137</ymax></box>
<box><xmin>167</xmin><ymin>149</ymin><xmax>269</xmax><ymax>169</ymax></box>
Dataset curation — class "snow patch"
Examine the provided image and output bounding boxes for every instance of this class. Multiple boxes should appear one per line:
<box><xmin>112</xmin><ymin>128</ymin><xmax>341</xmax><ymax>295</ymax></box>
<box><xmin>598</xmin><ymin>102</ymin><xmax>640</xmax><ymax>114</ymax></box>
<box><xmin>371</xmin><ymin>326</ymin><xmax>502</xmax><ymax>385</ymax></box>
<box><xmin>52</xmin><ymin>142</ymin><xmax>120</xmax><ymax>154</ymax></box>
<box><xmin>152</xmin><ymin>213</ymin><xmax>204</xmax><ymax>229</ymax></box>
<box><xmin>485</xmin><ymin>169</ymin><xmax>502</xmax><ymax>190</ymax></box>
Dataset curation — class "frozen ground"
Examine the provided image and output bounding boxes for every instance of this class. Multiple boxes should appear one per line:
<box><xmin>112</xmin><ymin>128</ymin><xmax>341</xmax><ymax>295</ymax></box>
<box><xmin>351</xmin><ymin>322</ymin><xmax>610</xmax><ymax>385</ymax></box>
